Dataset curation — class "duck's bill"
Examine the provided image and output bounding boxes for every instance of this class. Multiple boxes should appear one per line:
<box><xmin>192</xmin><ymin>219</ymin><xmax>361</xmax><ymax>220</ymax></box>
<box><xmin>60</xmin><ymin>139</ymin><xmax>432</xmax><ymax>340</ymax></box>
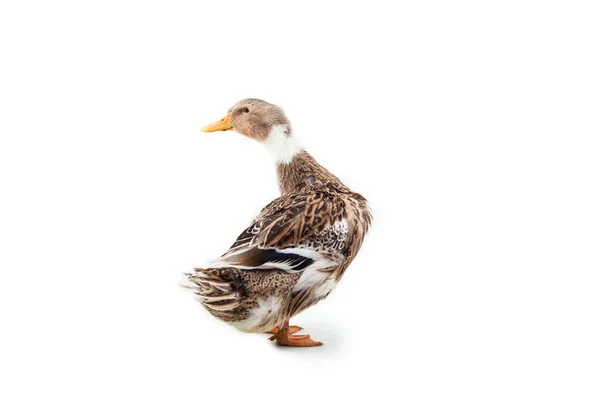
<box><xmin>201</xmin><ymin>112</ymin><xmax>233</xmax><ymax>132</ymax></box>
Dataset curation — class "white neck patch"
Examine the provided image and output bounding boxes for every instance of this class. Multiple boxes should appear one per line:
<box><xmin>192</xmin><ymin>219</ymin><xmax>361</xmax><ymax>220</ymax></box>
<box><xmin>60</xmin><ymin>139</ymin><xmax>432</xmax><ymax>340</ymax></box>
<box><xmin>262</xmin><ymin>124</ymin><xmax>302</xmax><ymax>164</ymax></box>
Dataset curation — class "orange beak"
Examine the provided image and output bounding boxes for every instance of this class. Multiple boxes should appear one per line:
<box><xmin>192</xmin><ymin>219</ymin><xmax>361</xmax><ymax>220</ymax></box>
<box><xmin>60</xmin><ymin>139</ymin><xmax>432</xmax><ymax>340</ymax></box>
<box><xmin>201</xmin><ymin>112</ymin><xmax>233</xmax><ymax>132</ymax></box>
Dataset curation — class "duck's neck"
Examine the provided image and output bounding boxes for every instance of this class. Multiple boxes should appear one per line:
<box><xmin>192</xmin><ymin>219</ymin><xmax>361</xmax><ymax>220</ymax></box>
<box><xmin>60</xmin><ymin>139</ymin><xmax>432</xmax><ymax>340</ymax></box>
<box><xmin>262</xmin><ymin>125</ymin><xmax>302</xmax><ymax>165</ymax></box>
<box><xmin>261</xmin><ymin>124</ymin><xmax>345</xmax><ymax>195</ymax></box>
<box><xmin>276</xmin><ymin>150</ymin><xmax>345</xmax><ymax>195</ymax></box>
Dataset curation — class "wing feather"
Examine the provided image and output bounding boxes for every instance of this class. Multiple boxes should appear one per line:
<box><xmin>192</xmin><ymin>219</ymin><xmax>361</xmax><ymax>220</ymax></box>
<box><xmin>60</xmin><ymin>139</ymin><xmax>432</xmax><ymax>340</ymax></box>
<box><xmin>218</xmin><ymin>191</ymin><xmax>348</xmax><ymax>273</ymax></box>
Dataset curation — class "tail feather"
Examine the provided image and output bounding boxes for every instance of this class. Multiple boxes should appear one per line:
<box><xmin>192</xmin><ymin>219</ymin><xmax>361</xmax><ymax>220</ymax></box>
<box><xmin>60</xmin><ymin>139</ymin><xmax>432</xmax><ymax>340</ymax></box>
<box><xmin>185</xmin><ymin>268</ymin><xmax>245</xmax><ymax>313</ymax></box>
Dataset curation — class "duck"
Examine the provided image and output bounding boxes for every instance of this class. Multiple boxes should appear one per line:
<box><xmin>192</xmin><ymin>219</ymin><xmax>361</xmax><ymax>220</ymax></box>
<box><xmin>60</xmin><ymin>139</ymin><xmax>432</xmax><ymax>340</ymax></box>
<box><xmin>185</xmin><ymin>99</ymin><xmax>371</xmax><ymax>347</ymax></box>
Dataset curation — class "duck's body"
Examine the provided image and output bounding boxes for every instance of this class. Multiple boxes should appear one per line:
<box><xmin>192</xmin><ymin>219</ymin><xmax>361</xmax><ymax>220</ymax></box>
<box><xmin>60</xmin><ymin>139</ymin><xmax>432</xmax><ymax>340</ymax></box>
<box><xmin>186</xmin><ymin>99</ymin><xmax>371</xmax><ymax>346</ymax></box>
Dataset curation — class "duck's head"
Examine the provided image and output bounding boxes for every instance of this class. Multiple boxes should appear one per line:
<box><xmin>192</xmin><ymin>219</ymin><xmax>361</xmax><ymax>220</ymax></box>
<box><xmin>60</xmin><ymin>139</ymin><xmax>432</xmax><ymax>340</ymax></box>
<box><xmin>201</xmin><ymin>98</ymin><xmax>301</xmax><ymax>163</ymax></box>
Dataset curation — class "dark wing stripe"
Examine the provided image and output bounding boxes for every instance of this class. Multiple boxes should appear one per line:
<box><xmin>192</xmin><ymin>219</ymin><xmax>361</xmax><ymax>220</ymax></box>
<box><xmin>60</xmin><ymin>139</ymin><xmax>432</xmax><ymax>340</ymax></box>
<box><xmin>262</xmin><ymin>250</ymin><xmax>314</xmax><ymax>271</ymax></box>
<box><xmin>291</xmin><ymin>259</ymin><xmax>313</xmax><ymax>271</ymax></box>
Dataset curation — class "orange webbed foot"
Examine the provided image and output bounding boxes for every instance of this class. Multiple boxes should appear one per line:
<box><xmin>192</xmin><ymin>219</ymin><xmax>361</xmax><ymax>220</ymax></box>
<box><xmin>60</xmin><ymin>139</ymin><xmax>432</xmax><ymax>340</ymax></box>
<box><xmin>269</xmin><ymin>321</ymin><xmax>323</xmax><ymax>347</ymax></box>
<box><xmin>276</xmin><ymin>334</ymin><xmax>323</xmax><ymax>347</ymax></box>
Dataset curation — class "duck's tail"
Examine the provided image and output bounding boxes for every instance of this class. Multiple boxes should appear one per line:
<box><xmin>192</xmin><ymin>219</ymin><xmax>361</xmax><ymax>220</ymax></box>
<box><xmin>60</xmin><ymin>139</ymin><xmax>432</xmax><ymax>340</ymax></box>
<box><xmin>184</xmin><ymin>268</ymin><xmax>246</xmax><ymax>312</ymax></box>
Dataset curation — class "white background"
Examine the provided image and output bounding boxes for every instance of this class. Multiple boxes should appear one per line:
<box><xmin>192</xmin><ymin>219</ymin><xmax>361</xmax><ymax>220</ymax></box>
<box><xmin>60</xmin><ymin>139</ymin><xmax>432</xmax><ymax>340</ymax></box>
<box><xmin>1</xmin><ymin>1</ymin><xmax>599</xmax><ymax>399</ymax></box>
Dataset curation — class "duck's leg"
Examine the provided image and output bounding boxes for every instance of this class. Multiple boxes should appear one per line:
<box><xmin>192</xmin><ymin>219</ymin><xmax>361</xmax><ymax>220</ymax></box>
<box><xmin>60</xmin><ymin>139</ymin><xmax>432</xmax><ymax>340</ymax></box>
<box><xmin>267</xmin><ymin>325</ymin><xmax>303</xmax><ymax>336</ymax></box>
<box><xmin>270</xmin><ymin>320</ymin><xmax>323</xmax><ymax>347</ymax></box>
<box><xmin>266</xmin><ymin>324</ymin><xmax>302</xmax><ymax>341</ymax></box>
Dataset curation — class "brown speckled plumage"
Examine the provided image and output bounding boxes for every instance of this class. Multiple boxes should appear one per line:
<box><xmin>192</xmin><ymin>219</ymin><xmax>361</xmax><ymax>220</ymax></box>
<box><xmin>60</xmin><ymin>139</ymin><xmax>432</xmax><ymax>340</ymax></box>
<box><xmin>186</xmin><ymin>99</ymin><xmax>371</xmax><ymax>340</ymax></box>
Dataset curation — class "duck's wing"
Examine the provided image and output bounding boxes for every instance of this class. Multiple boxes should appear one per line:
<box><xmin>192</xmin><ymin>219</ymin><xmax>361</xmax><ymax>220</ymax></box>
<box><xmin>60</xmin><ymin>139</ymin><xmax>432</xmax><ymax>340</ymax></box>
<box><xmin>207</xmin><ymin>191</ymin><xmax>349</xmax><ymax>273</ymax></box>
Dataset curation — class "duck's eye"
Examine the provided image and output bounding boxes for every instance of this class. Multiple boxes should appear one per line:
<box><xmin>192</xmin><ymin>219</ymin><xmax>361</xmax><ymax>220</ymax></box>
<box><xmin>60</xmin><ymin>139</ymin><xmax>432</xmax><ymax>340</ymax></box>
<box><xmin>240</xmin><ymin>107</ymin><xmax>250</xmax><ymax>113</ymax></box>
